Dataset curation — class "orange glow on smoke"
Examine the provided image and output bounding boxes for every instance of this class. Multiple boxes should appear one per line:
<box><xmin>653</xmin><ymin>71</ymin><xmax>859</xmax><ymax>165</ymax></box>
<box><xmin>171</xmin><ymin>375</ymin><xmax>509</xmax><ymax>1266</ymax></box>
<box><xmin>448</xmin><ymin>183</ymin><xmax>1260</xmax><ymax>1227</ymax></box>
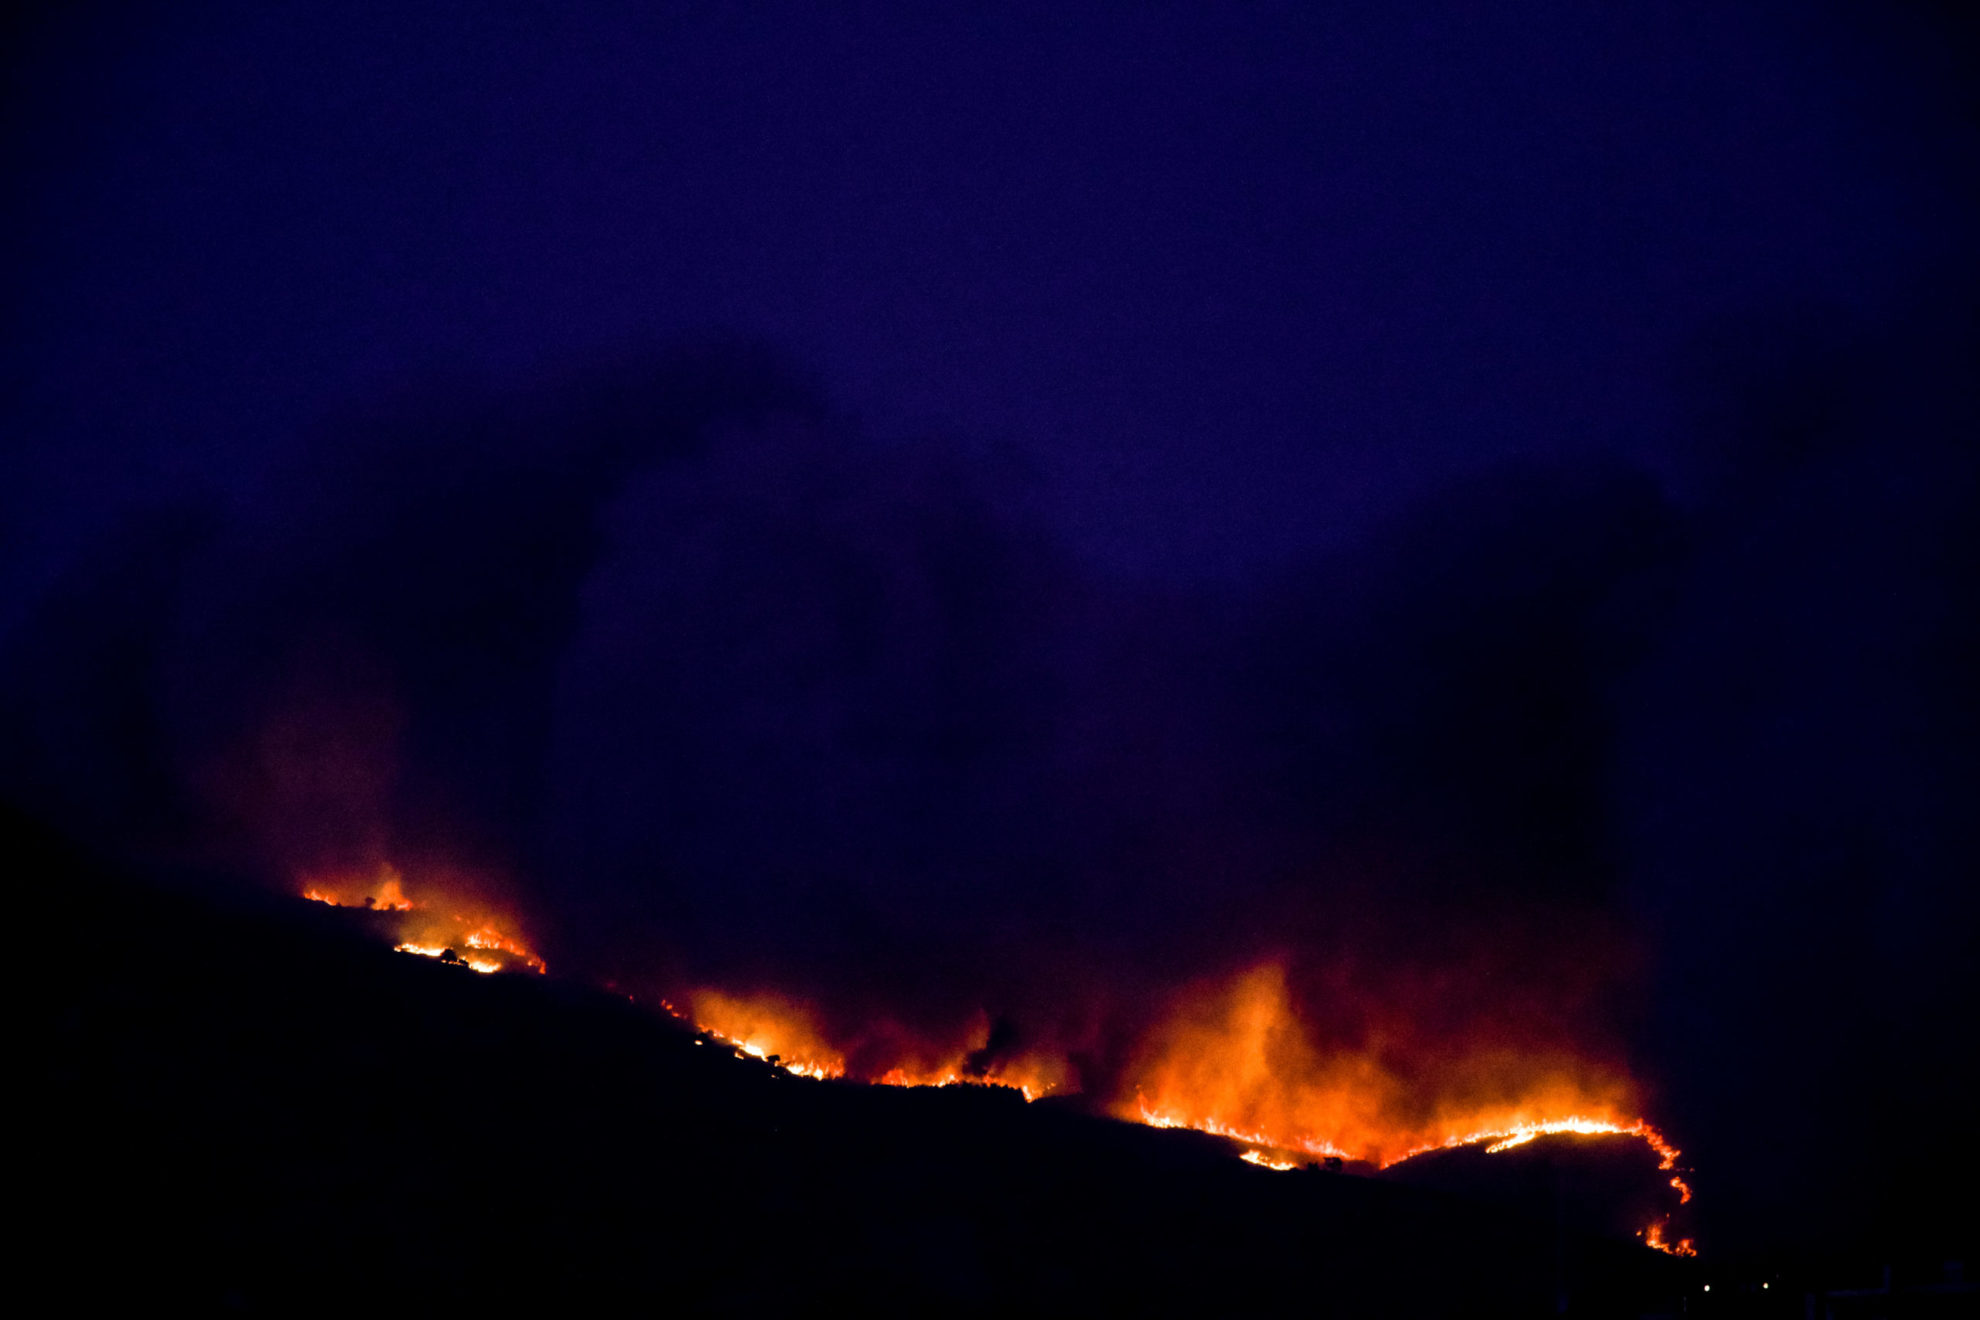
<box><xmin>1239</xmin><ymin>1149</ymin><xmax>1303</xmax><ymax>1171</ymax></box>
<box><xmin>871</xmin><ymin>1058</ymin><xmax>1063</xmax><ymax>1101</ymax></box>
<box><xmin>301</xmin><ymin>863</ymin><xmax>545</xmax><ymax>975</ymax></box>
<box><xmin>681</xmin><ymin>990</ymin><xmax>1066</xmax><ymax>1099</ymax></box>
<box><xmin>686</xmin><ymin>989</ymin><xmax>848</xmax><ymax>1079</ymax></box>
<box><xmin>1125</xmin><ymin>963</ymin><xmax>1690</xmax><ymax>1246</ymax></box>
<box><xmin>1125</xmin><ymin>963</ymin><xmax>1649</xmax><ymax>1167</ymax></box>
<box><xmin>303</xmin><ymin>869</ymin><xmax>413</xmax><ymax>911</ymax></box>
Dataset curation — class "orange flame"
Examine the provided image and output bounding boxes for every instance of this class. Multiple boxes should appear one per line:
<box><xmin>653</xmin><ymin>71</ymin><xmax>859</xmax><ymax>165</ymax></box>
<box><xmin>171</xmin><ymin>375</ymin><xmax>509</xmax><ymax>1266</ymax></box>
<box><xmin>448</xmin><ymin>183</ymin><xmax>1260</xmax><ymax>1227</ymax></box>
<box><xmin>1124</xmin><ymin>964</ymin><xmax>1651</xmax><ymax>1166</ymax></box>
<box><xmin>1644</xmin><ymin>1221</ymin><xmax>1697</xmax><ymax>1257</ymax></box>
<box><xmin>679</xmin><ymin>961</ymin><xmax>1691</xmax><ymax>1251</ymax></box>
<box><xmin>686</xmin><ymin>988</ymin><xmax>848</xmax><ymax>1079</ymax></box>
<box><xmin>300</xmin><ymin>862</ymin><xmax>545</xmax><ymax>974</ymax></box>
<box><xmin>680</xmin><ymin>990</ymin><xmax>1066</xmax><ymax>1099</ymax></box>
<box><xmin>303</xmin><ymin>879</ymin><xmax>1690</xmax><ymax>1251</ymax></box>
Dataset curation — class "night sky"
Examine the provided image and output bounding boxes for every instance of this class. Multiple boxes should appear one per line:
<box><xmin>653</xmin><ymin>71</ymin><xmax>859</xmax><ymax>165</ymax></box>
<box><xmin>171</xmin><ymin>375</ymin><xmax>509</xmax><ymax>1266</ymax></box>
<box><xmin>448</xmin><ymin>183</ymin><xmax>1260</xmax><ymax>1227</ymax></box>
<box><xmin>7</xmin><ymin>0</ymin><xmax>1976</xmax><ymax>1264</ymax></box>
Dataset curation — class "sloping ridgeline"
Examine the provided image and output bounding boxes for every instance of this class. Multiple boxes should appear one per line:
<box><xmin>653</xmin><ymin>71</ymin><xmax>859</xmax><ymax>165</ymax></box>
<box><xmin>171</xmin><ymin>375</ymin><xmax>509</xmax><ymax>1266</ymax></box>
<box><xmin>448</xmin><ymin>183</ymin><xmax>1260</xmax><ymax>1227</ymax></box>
<box><xmin>26</xmin><ymin>809</ymin><xmax>1691</xmax><ymax>1315</ymax></box>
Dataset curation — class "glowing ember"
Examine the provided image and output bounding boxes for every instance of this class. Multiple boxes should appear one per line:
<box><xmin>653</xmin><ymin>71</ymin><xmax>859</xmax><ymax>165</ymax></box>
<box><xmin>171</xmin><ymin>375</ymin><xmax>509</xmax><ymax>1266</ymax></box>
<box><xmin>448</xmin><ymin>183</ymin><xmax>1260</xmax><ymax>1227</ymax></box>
<box><xmin>300</xmin><ymin>863</ymin><xmax>545</xmax><ymax>974</ymax></box>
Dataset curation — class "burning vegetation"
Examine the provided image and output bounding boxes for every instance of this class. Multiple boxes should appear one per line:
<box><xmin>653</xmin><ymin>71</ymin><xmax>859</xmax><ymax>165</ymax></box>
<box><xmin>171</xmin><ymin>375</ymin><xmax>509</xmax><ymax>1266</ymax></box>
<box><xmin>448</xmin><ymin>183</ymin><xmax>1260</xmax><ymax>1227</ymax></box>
<box><xmin>295</xmin><ymin>869</ymin><xmax>1695</xmax><ymax>1253</ymax></box>
<box><xmin>322</xmin><ymin>879</ymin><xmax>1693</xmax><ymax>1255</ymax></box>
<box><xmin>662</xmin><ymin>960</ymin><xmax>1697</xmax><ymax>1253</ymax></box>
<box><xmin>301</xmin><ymin>863</ymin><xmax>545</xmax><ymax>975</ymax></box>
<box><xmin>678</xmin><ymin>988</ymin><xmax>1069</xmax><ymax>1098</ymax></box>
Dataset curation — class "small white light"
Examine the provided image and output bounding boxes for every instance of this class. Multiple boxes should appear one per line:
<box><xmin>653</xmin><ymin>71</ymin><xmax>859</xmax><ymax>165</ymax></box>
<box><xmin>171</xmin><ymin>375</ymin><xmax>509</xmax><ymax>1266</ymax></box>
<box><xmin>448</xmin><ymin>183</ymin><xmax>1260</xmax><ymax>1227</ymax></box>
<box><xmin>1703</xmin><ymin>1284</ymin><xmax>1710</xmax><ymax>1292</ymax></box>
<box><xmin>1763</xmin><ymin>1283</ymin><xmax>1769</xmax><ymax>1290</ymax></box>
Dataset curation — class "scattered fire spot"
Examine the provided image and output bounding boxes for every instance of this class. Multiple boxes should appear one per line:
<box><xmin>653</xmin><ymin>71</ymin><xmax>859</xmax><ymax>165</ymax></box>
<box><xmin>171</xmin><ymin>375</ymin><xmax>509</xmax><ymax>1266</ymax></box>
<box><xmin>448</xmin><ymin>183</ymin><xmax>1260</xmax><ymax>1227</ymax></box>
<box><xmin>1644</xmin><ymin>1221</ymin><xmax>1697</xmax><ymax>1257</ymax></box>
<box><xmin>683</xmin><ymin>988</ymin><xmax>848</xmax><ymax>1079</ymax></box>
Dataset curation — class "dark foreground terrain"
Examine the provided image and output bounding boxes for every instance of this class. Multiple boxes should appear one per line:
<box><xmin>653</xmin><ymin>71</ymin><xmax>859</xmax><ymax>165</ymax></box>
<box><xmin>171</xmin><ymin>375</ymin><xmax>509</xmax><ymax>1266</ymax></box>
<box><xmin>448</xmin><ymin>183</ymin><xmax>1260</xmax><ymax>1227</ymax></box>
<box><xmin>30</xmin><ymin>810</ymin><xmax>1702</xmax><ymax>1316</ymax></box>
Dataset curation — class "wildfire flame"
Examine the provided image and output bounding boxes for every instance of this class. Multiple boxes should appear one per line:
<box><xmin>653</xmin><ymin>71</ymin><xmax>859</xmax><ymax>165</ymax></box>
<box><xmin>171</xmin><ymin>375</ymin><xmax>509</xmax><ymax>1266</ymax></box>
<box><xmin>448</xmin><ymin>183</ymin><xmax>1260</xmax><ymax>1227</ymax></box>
<box><xmin>684</xmin><ymin>988</ymin><xmax>848</xmax><ymax>1080</ymax></box>
<box><xmin>1240</xmin><ymin>1149</ymin><xmax>1303</xmax><ymax>1171</ymax></box>
<box><xmin>677</xmin><ymin>962</ymin><xmax>1693</xmax><ymax>1252</ymax></box>
<box><xmin>679</xmin><ymin>990</ymin><xmax>1064</xmax><ymax>1098</ymax></box>
<box><xmin>1644</xmin><ymin>1221</ymin><xmax>1697</xmax><ymax>1257</ymax></box>
<box><xmin>302</xmin><ymin>883</ymin><xmax>1691</xmax><ymax>1253</ymax></box>
<box><xmin>300</xmin><ymin>863</ymin><xmax>545</xmax><ymax>975</ymax></box>
<box><xmin>302</xmin><ymin>870</ymin><xmax>413</xmax><ymax>911</ymax></box>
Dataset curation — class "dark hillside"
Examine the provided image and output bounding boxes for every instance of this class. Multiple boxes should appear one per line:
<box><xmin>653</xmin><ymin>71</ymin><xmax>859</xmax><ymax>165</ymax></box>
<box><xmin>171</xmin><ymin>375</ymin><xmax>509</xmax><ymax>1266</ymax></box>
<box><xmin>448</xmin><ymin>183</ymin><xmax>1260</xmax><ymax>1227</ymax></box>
<box><xmin>25</xmin><ymin>810</ymin><xmax>1695</xmax><ymax>1315</ymax></box>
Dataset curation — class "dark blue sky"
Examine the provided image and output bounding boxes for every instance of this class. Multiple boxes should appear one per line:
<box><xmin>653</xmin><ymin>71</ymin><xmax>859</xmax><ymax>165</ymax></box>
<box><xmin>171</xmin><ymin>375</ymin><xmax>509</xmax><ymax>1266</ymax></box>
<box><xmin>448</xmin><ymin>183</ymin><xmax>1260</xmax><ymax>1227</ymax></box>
<box><xmin>7</xmin><ymin>0</ymin><xmax>1970</xmax><ymax>597</ymax></box>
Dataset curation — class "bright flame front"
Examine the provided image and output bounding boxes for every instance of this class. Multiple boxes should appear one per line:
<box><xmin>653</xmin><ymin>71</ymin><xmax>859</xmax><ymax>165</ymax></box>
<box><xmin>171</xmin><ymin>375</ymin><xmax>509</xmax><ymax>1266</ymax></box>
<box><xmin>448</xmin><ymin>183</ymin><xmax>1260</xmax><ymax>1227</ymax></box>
<box><xmin>301</xmin><ymin>862</ymin><xmax>545</xmax><ymax>975</ymax></box>
<box><xmin>302</xmin><ymin>879</ymin><xmax>1693</xmax><ymax>1253</ymax></box>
